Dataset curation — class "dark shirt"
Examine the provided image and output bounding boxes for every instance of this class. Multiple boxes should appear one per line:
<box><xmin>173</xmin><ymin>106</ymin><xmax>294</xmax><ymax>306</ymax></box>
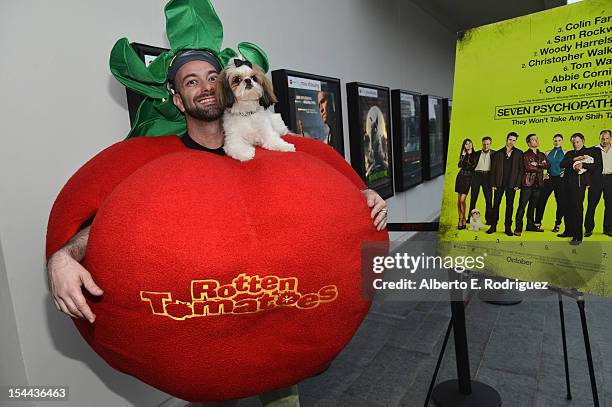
<box><xmin>491</xmin><ymin>147</ymin><xmax>523</xmax><ymax>188</ymax></box>
<box><xmin>560</xmin><ymin>147</ymin><xmax>594</xmax><ymax>187</ymax></box>
<box><xmin>181</xmin><ymin>133</ymin><xmax>226</xmax><ymax>155</ymax></box>
<box><xmin>458</xmin><ymin>151</ymin><xmax>477</xmax><ymax>171</ymax></box>
<box><xmin>502</xmin><ymin>150</ymin><xmax>513</xmax><ymax>187</ymax></box>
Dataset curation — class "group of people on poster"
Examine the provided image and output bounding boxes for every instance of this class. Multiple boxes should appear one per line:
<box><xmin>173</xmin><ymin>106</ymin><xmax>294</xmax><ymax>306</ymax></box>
<box><xmin>454</xmin><ymin>129</ymin><xmax>612</xmax><ymax>245</ymax></box>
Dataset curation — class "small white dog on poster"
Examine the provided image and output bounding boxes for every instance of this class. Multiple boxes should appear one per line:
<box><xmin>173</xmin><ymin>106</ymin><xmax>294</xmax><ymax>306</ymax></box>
<box><xmin>572</xmin><ymin>155</ymin><xmax>594</xmax><ymax>174</ymax></box>
<box><xmin>468</xmin><ymin>209</ymin><xmax>486</xmax><ymax>231</ymax></box>
<box><xmin>216</xmin><ymin>58</ymin><xmax>294</xmax><ymax>161</ymax></box>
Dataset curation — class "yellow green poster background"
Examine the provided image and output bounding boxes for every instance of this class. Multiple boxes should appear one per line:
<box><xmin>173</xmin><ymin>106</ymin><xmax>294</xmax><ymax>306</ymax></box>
<box><xmin>439</xmin><ymin>0</ymin><xmax>612</xmax><ymax>297</ymax></box>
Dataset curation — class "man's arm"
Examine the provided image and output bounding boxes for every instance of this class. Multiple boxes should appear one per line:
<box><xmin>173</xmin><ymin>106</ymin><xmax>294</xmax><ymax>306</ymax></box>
<box><xmin>46</xmin><ymin>226</ymin><xmax>103</xmax><ymax>323</ymax></box>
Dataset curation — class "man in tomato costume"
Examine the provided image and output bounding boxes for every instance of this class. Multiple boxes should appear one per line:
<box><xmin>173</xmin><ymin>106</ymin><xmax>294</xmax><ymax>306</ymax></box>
<box><xmin>46</xmin><ymin>0</ymin><xmax>389</xmax><ymax>405</ymax></box>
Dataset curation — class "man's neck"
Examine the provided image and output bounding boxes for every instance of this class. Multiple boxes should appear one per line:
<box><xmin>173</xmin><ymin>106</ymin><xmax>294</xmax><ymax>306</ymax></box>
<box><xmin>505</xmin><ymin>146</ymin><xmax>513</xmax><ymax>153</ymax></box>
<box><xmin>530</xmin><ymin>147</ymin><xmax>538</xmax><ymax>153</ymax></box>
<box><xmin>186</xmin><ymin>119</ymin><xmax>224</xmax><ymax>149</ymax></box>
<box><xmin>601</xmin><ymin>143</ymin><xmax>611</xmax><ymax>152</ymax></box>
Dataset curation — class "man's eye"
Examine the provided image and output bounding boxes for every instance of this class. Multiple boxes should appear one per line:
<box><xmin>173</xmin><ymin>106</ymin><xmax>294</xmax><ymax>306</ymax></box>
<box><xmin>210</xmin><ymin>76</ymin><xmax>217</xmax><ymax>82</ymax></box>
<box><xmin>186</xmin><ymin>80</ymin><xmax>197</xmax><ymax>86</ymax></box>
<box><xmin>232</xmin><ymin>77</ymin><xmax>241</xmax><ymax>84</ymax></box>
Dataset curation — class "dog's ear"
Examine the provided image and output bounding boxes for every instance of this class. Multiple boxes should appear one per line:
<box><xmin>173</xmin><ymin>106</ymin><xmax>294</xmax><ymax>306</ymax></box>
<box><xmin>255</xmin><ymin>66</ymin><xmax>277</xmax><ymax>109</ymax></box>
<box><xmin>216</xmin><ymin>69</ymin><xmax>235</xmax><ymax>109</ymax></box>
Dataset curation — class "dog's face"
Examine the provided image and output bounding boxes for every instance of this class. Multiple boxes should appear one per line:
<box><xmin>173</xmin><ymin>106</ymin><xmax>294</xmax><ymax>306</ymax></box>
<box><xmin>216</xmin><ymin>60</ymin><xmax>277</xmax><ymax>110</ymax></box>
<box><xmin>470</xmin><ymin>209</ymin><xmax>481</xmax><ymax>220</ymax></box>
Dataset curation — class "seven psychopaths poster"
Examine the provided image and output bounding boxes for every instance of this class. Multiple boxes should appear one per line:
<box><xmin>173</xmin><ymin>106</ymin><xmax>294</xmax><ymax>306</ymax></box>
<box><xmin>439</xmin><ymin>0</ymin><xmax>612</xmax><ymax>297</ymax></box>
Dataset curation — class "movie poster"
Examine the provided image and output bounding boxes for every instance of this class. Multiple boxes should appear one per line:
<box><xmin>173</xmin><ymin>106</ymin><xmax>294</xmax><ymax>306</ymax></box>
<box><xmin>443</xmin><ymin>98</ymin><xmax>452</xmax><ymax>166</ymax></box>
<box><xmin>439</xmin><ymin>0</ymin><xmax>612</xmax><ymax>297</ymax></box>
<box><xmin>392</xmin><ymin>90</ymin><xmax>422</xmax><ymax>190</ymax></box>
<box><xmin>423</xmin><ymin>96</ymin><xmax>446</xmax><ymax>179</ymax></box>
<box><xmin>347</xmin><ymin>83</ymin><xmax>393</xmax><ymax>199</ymax></box>
<box><xmin>271</xmin><ymin>70</ymin><xmax>345</xmax><ymax>156</ymax></box>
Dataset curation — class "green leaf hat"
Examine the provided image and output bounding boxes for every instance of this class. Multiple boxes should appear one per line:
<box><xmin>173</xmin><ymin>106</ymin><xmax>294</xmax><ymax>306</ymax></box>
<box><xmin>109</xmin><ymin>0</ymin><xmax>270</xmax><ymax>138</ymax></box>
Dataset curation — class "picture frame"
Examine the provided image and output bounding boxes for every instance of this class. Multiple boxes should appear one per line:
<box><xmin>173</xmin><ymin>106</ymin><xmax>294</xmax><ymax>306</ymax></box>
<box><xmin>442</xmin><ymin>98</ymin><xmax>452</xmax><ymax>167</ymax></box>
<box><xmin>272</xmin><ymin>69</ymin><xmax>345</xmax><ymax>156</ymax></box>
<box><xmin>391</xmin><ymin>90</ymin><xmax>423</xmax><ymax>192</ymax></box>
<box><xmin>420</xmin><ymin>95</ymin><xmax>447</xmax><ymax>180</ymax></box>
<box><xmin>125</xmin><ymin>42</ymin><xmax>169</xmax><ymax>124</ymax></box>
<box><xmin>346</xmin><ymin>82</ymin><xmax>394</xmax><ymax>199</ymax></box>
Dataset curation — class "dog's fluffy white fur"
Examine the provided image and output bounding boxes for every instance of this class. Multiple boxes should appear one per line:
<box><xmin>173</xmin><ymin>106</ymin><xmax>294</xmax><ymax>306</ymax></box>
<box><xmin>468</xmin><ymin>209</ymin><xmax>486</xmax><ymax>231</ymax></box>
<box><xmin>572</xmin><ymin>155</ymin><xmax>593</xmax><ymax>175</ymax></box>
<box><xmin>217</xmin><ymin>60</ymin><xmax>294</xmax><ymax>161</ymax></box>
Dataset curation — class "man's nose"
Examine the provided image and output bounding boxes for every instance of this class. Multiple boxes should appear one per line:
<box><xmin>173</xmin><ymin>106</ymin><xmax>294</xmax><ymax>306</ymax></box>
<box><xmin>201</xmin><ymin>81</ymin><xmax>215</xmax><ymax>93</ymax></box>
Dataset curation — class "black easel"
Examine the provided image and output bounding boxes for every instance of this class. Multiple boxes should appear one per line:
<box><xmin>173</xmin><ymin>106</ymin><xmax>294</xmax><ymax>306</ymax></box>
<box><xmin>387</xmin><ymin>223</ymin><xmax>601</xmax><ymax>407</ymax></box>
<box><xmin>388</xmin><ymin>223</ymin><xmax>501</xmax><ymax>407</ymax></box>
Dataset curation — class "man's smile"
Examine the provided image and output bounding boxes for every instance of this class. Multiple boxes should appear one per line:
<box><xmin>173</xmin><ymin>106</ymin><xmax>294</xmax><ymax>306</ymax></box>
<box><xmin>196</xmin><ymin>96</ymin><xmax>217</xmax><ymax>107</ymax></box>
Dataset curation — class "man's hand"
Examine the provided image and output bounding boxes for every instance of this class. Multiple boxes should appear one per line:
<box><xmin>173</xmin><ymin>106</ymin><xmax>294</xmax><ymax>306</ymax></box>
<box><xmin>46</xmin><ymin>226</ymin><xmax>103</xmax><ymax>323</ymax></box>
<box><xmin>361</xmin><ymin>189</ymin><xmax>388</xmax><ymax>231</ymax></box>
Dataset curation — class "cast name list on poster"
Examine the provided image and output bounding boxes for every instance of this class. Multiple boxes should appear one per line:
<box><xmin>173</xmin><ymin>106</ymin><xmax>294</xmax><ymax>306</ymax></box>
<box><xmin>508</xmin><ymin>12</ymin><xmax>612</xmax><ymax>126</ymax></box>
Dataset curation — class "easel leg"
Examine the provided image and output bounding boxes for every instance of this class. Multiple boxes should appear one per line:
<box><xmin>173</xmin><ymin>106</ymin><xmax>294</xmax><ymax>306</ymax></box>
<box><xmin>577</xmin><ymin>298</ymin><xmax>600</xmax><ymax>407</ymax></box>
<box><xmin>424</xmin><ymin>319</ymin><xmax>453</xmax><ymax>407</ymax></box>
<box><xmin>558</xmin><ymin>293</ymin><xmax>572</xmax><ymax>400</ymax></box>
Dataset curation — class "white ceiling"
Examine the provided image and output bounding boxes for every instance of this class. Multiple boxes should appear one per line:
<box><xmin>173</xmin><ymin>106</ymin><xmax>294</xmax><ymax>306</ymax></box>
<box><xmin>410</xmin><ymin>0</ymin><xmax>567</xmax><ymax>33</ymax></box>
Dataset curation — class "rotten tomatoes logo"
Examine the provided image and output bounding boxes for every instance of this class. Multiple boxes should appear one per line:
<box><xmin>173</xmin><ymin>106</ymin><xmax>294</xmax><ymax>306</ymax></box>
<box><xmin>140</xmin><ymin>273</ymin><xmax>338</xmax><ymax>320</ymax></box>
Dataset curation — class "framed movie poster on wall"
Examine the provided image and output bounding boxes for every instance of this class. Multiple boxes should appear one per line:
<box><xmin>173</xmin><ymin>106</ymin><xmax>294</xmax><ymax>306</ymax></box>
<box><xmin>272</xmin><ymin>70</ymin><xmax>345</xmax><ymax>156</ymax></box>
<box><xmin>346</xmin><ymin>82</ymin><xmax>393</xmax><ymax>199</ymax></box>
<box><xmin>420</xmin><ymin>95</ymin><xmax>447</xmax><ymax>180</ymax></box>
<box><xmin>442</xmin><ymin>98</ymin><xmax>452</xmax><ymax>166</ymax></box>
<box><xmin>391</xmin><ymin>90</ymin><xmax>422</xmax><ymax>192</ymax></box>
<box><xmin>125</xmin><ymin>43</ymin><xmax>169</xmax><ymax>125</ymax></box>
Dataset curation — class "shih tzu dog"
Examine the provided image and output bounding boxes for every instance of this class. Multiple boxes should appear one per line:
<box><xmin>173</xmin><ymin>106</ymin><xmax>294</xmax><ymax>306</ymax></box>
<box><xmin>468</xmin><ymin>209</ymin><xmax>486</xmax><ymax>231</ymax></box>
<box><xmin>572</xmin><ymin>154</ymin><xmax>594</xmax><ymax>174</ymax></box>
<box><xmin>217</xmin><ymin>58</ymin><xmax>294</xmax><ymax>161</ymax></box>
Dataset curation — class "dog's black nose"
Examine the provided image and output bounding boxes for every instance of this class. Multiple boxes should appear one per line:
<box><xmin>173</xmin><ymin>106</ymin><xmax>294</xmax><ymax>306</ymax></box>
<box><xmin>244</xmin><ymin>78</ymin><xmax>252</xmax><ymax>86</ymax></box>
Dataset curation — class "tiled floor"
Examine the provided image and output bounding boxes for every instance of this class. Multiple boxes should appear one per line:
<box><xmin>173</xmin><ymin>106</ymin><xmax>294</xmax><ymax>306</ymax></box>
<box><xmin>236</xmin><ymin>232</ymin><xmax>611</xmax><ymax>407</ymax></box>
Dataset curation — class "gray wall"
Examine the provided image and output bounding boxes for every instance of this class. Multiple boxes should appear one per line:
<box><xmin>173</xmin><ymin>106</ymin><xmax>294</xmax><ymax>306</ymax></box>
<box><xmin>0</xmin><ymin>1</ymin><xmax>454</xmax><ymax>406</ymax></box>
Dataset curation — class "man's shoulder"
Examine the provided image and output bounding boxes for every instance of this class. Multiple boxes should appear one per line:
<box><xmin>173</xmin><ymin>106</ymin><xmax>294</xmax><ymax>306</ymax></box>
<box><xmin>588</xmin><ymin>145</ymin><xmax>603</xmax><ymax>153</ymax></box>
<box><xmin>122</xmin><ymin>134</ymin><xmax>182</xmax><ymax>147</ymax></box>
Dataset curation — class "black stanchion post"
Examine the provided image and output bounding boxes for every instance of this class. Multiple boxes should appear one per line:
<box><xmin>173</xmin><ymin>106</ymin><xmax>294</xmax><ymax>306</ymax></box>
<box><xmin>390</xmin><ymin>223</ymin><xmax>501</xmax><ymax>406</ymax></box>
<box><xmin>431</xmin><ymin>278</ymin><xmax>501</xmax><ymax>407</ymax></box>
<box><xmin>451</xmin><ymin>299</ymin><xmax>472</xmax><ymax>394</ymax></box>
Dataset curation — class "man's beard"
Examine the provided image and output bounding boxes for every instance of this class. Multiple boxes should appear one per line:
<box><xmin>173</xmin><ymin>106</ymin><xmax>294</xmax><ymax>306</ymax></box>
<box><xmin>184</xmin><ymin>102</ymin><xmax>223</xmax><ymax>121</ymax></box>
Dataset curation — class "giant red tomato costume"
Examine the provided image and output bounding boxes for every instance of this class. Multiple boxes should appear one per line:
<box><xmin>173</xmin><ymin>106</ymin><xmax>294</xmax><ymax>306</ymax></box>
<box><xmin>46</xmin><ymin>134</ymin><xmax>388</xmax><ymax>401</ymax></box>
